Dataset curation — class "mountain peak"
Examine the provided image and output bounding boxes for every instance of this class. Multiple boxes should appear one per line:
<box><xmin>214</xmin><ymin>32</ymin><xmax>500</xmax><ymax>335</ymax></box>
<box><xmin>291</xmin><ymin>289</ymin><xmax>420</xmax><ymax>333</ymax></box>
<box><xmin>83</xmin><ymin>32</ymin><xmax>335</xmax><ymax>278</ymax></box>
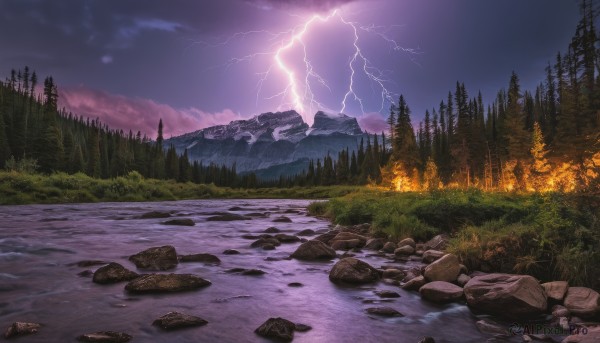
<box><xmin>309</xmin><ymin>111</ymin><xmax>363</xmax><ymax>136</ymax></box>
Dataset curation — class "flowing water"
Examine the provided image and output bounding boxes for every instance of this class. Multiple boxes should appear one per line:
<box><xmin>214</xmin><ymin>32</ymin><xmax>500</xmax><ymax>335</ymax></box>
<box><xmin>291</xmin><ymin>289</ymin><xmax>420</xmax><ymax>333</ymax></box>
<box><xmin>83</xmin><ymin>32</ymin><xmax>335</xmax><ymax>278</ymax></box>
<box><xmin>0</xmin><ymin>199</ymin><xmax>521</xmax><ymax>342</ymax></box>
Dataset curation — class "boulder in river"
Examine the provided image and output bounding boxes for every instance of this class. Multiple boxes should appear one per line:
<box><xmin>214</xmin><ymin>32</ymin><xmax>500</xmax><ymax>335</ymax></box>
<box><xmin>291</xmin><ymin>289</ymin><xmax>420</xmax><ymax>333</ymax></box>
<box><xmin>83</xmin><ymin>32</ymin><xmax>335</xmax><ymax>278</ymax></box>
<box><xmin>272</xmin><ymin>216</ymin><xmax>292</xmax><ymax>223</ymax></box>
<box><xmin>92</xmin><ymin>262</ymin><xmax>139</xmax><ymax>284</ymax></box>
<box><xmin>381</xmin><ymin>242</ymin><xmax>396</xmax><ymax>253</ymax></box>
<box><xmin>139</xmin><ymin>211</ymin><xmax>172</xmax><ymax>219</ymax></box>
<box><xmin>331</xmin><ymin>239</ymin><xmax>361</xmax><ymax>250</ymax></box>
<box><xmin>264</xmin><ymin>227</ymin><xmax>280</xmax><ymax>233</ymax></box>
<box><xmin>331</xmin><ymin>232</ymin><xmax>368</xmax><ymax>246</ymax></box>
<box><xmin>290</xmin><ymin>240</ymin><xmax>336</xmax><ymax>260</ymax></box>
<box><xmin>365</xmin><ymin>307</ymin><xmax>403</xmax><ymax>317</ymax></box>
<box><xmin>125</xmin><ymin>273</ymin><xmax>211</xmax><ymax>293</ymax></box>
<box><xmin>364</xmin><ymin>238</ymin><xmax>384</xmax><ymax>250</ymax></box>
<box><xmin>77</xmin><ymin>331</ymin><xmax>132</xmax><ymax>343</ymax></box>
<box><xmin>329</xmin><ymin>257</ymin><xmax>380</xmax><ymax>284</ymax></box>
<box><xmin>152</xmin><ymin>312</ymin><xmax>208</xmax><ymax>331</ymax></box>
<box><xmin>394</xmin><ymin>245</ymin><xmax>415</xmax><ymax>256</ymax></box>
<box><xmin>254</xmin><ymin>317</ymin><xmax>296</xmax><ymax>342</ymax></box>
<box><xmin>375</xmin><ymin>290</ymin><xmax>401</xmax><ymax>298</ymax></box>
<box><xmin>4</xmin><ymin>322</ymin><xmax>41</xmax><ymax>339</ymax></box>
<box><xmin>463</xmin><ymin>273</ymin><xmax>547</xmax><ymax>318</ymax></box>
<box><xmin>161</xmin><ymin>219</ymin><xmax>195</xmax><ymax>226</ymax></box>
<box><xmin>179</xmin><ymin>254</ymin><xmax>221</xmax><ymax>264</ymax></box>
<box><xmin>398</xmin><ymin>237</ymin><xmax>416</xmax><ymax>248</ymax></box>
<box><xmin>563</xmin><ymin>287</ymin><xmax>600</xmax><ymax>318</ymax></box>
<box><xmin>297</xmin><ymin>229</ymin><xmax>315</xmax><ymax>236</ymax></box>
<box><xmin>422</xmin><ymin>250</ymin><xmax>445</xmax><ymax>264</ymax></box>
<box><xmin>419</xmin><ymin>281</ymin><xmax>464</xmax><ymax>303</ymax></box>
<box><xmin>206</xmin><ymin>214</ymin><xmax>251</xmax><ymax>221</ymax></box>
<box><xmin>541</xmin><ymin>281</ymin><xmax>568</xmax><ymax>302</ymax></box>
<box><xmin>250</xmin><ymin>237</ymin><xmax>281</xmax><ymax>248</ymax></box>
<box><xmin>423</xmin><ymin>254</ymin><xmax>461</xmax><ymax>282</ymax></box>
<box><xmin>274</xmin><ymin>233</ymin><xmax>300</xmax><ymax>243</ymax></box>
<box><xmin>223</xmin><ymin>249</ymin><xmax>240</xmax><ymax>255</ymax></box>
<box><xmin>129</xmin><ymin>245</ymin><xmax>178</xmax><ymax>271</ymax></box>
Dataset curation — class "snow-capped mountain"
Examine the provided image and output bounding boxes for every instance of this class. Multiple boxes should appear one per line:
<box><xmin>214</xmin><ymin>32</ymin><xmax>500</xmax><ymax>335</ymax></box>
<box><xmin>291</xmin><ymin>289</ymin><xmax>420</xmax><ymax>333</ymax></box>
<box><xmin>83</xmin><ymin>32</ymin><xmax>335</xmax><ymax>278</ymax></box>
<box><xmin>164</xmin><ymin>110</ymin><xmax>366</xmax><ymax>178</ymax></box>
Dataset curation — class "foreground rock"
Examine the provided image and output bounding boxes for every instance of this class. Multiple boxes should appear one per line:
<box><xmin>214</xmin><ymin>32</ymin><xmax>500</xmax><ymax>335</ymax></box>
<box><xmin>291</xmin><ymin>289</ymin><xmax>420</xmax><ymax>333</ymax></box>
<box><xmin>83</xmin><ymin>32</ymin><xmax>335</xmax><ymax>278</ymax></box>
<box><xmin>4</xmin><ymin>322</ymin><xmax>41</xmax><ymax>339</ymax></box>
<box><xmin>161</xmin><ymin>219</ymin><xmax>195</xmax><ymax>226</ymax></box>
<box><xmin>92</xmin><ymin>263</ymin><xmax>139</xmax><ymax>284</ymax></box>
<box><xmin>563</xmin><ymin>287</ymin><xmax>600</xmax><ymax>318</ymax></box>
<box><xmin>125</xmin><ymin>274</ymin><xmax>211</xmax><ymax>293</ymax></box>
<box><xmin>463</xmin><ymin>273</ymin><xmax>547</xmax><ymax>318</ymax></box>
<box><xmin>562</xmin><ymin>326</ymin><xmax>600</xmax><ymax>343</ymax></box>
<box><xmin>365</xmin><ymin>307</ymin><xmax>403</xmax><ymax>317</ymax></box>
<box><xmin>179</xmin><ymin>254</ymin><xmax>221</xmax><ymax>264</ymax></box>
<box><xmin>290</xmin><ymin>240</ymin><xmax>336</xmax><ymax>260</ymax></box>
<box><xmin>152</xmin><ymin>312</ymin><xmax>208</xmax><ymax>331</ymax></box>
<box><xmin>329</xmin><ymin>257</ymin><xmax>379</xmax><ymax>284</ymax></box>
<box><xmin>475</xmin><ymin>319</ymin><xmax>509</xmax><ymax>336</ymax></box>
<box><xmin>77</xmin><ymin>331</ymin><xmax>132</xmax><ymax>342</ymax></box>
<box><xmin>254</xmin><ymin>317</ymin><xmax>296</xmax><ymax>342</ymax></box>
<box><xmin>542</xmin><ymin>281</ymin><xmax>569</xmax><ymax>302</ymax></box>
<box><xmin>419</xmin><ymin>281</ymin><xmax>464</xmax><ymax>303</ymax></box>
<box><xmin>424</xmin><ymin>254</ymin><xmax>461</xmax><ymax>282</ymax></box>
<box><xmin>129</xmin><ymin>245</ymin><xmax>178</xmax><ymax>271</ymax></box>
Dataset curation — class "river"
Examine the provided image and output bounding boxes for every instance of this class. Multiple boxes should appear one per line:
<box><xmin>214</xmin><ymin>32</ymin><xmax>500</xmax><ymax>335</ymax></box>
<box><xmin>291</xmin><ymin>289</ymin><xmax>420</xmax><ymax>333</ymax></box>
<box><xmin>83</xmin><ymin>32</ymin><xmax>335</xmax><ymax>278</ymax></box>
<box><xmin>0</xmin><ymin>199</ymin><xmax>518</xmax><ymax>342</ymax></box>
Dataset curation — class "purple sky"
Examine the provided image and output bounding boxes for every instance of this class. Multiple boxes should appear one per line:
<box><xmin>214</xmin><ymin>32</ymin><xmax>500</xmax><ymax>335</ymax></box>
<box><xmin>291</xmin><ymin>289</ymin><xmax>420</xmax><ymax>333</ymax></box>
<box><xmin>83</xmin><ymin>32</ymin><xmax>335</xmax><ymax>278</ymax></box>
<box><xmin>0</xmin><ymin>0</ymin><xmax>582</xmax><ymax>137</ymax></box>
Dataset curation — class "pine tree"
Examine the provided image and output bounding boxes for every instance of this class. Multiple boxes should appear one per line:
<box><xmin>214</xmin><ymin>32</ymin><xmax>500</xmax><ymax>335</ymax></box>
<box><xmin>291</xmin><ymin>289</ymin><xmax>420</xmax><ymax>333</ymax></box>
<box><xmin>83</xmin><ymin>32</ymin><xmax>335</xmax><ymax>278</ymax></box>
<box><xmin>0</xmin><ymin>110</ymin><xmax>11</xmax><ymax>167</ymax></box>
<box><xmin>530</xmin><ymin>122</ymin><xmax>551</xmax><ymax>190</ymax></box>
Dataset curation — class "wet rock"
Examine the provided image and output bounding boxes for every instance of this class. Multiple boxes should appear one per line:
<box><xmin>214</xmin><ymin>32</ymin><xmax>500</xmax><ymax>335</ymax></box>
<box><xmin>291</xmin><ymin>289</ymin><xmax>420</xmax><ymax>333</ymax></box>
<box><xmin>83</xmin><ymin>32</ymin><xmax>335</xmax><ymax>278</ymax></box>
<box><xmin>274</xmin><ymin>234</ymin><xmax>301</xmax><ymax>243</ymax></box>
<box><xmin>463</xmin><ymin>273</ymin><xmax>547</xmax><ymax>318</ymax></box>
<box><xmin>331</xmin><ymin>239</ymin><xmax>361</xmax><ymax>250</ymax></box>
<box><xmin>223</xmin><ymin>249</ymin><xmax>240</xmax><ymax>255</ymax></box>
<box><xmin>398</xmin><ymin>237</ymin><xmax>416</xmax><ymax>248</ymax></box>
<box><xmin>241</xmin><ymin>234</ymin><xmax>260</xmax><ymax>240</ymax></box>
<box><xmin>93</xmin><ymin>262</ymin><xmax>139</xmax><ymax>284</ymax></box>
<box><xmin>402</xmin><ymin>275</ymin><xmax>426</xmax><ymax>291</ymax></box>
<box><xmin>475</xmin><ymin>319</ymin><xmax>509</xmax><ymax>336</ymax></box>
<box><xmin>179</xmin><ymin>254</ymin><xmax>221</xmax><ymax>264</ymax></box>
<box><xmin>563</xmin><ymin>287</ymin><xmax>600</xmax><ymax>318</ymax></box>
<box><xmin>419</xmin><ymin>281</ymin><xmax>464</xmax><ymax>303</ymax></box>
<box><xmin>273</xmin><ymin>216</ymin><xmax>292</xmax><ymax>223</ymax></box>
<box><xmin>152</xmin><ymin>311</ymin><xmax>208</xmax><ymax>331</ymax></box>
<box><xmin>78</xmin><ymin>270</ymin><xmax>93</xmax><ymax>277</ymax></box>
<box><xmin>381</xmin><ymin>242</ymin><xmax>397</xmax><ymax>253</ymax></box>
<box><xmin>424</xmin><ymin>254</ymin><xmax>461</xmax><ymax>282</ymax></box>
<box><xmin>542</xmin><ymin>281</ymin><xmax>569</xmax><ymax>302</ymax></box>
<box><xmin>262</xmin><ymin>244</ymin><xmax>276</xmax><ymax>250</ymax></box>
<box><xmin>129</xmin><ymin>245</ymin><xmax>178</xmax><ymax>271</ymax></box>
<box><xmin>294</xmin><ymin>323</ymin><xmax>312</xmax><ymax>332</ymax></box>
<box><xmin>251</xmin><ymin>237</ymin><xmax>281</xmax><ymax>248</ymax></box>
<box><xmin>456</xmin><ymin>274</ymin><xmax>471</xmax><ymax>287</ymax></box>
<box><xmin>242</xmin><ymin>269</ymin><xmax>266</xmax><ymax>276</ymax></box>
<box><xmin>329</xmin><ymin>257</ymin><xmax>380</xmax><ymax>284</ymax></box>
<box><xmin>125</xmin><ymin>273</ymin><xmax>211</xmax><ymax>293</ymax></box>
<box><xmin>314</xmin><ymin>231</ymin><xmax>339</xmax><ymax>244</ymax></box>
<box><xmin>73</xmin><ymin>260</ymin><xmax>108</xmax><ymax>267</ymax></box>
<box><xmin>4</xmin><ymin>322</ymin><xmax>41</xmax><ymax>339</ymax></box>
<box><xmin>254</xmin><ymin>317</ymin><xmax>296</xmax><ymax>342</ymax></box>
<box><xmin>422</xmin><ymin>250</ymin><xmax>445</xmax><ymax>264</ymax></box>
<box><xmin>264</xmin><ymin>227</ymin><xmax>280</xmax><ymax>233</ymax></box>
<box><xmin>423</xmin><ymin>234</ymin><xmax>449</xmax><ymax>251</ymax></box>
<box><xmin>364</xmin><ymin>238</ymin><xmax>385</xmax><ymax>250</ymax></box>
<box><xmin>290</xmin><ymin>240</ymin><xmax>336</xmax><ymax>260</ymax></box>
<box><xmin>562</xmin><ymin>326</ymin><xmax>600</xmax><ymax>343</ymax></box>
<box><xmin>394</xmin><ymin>245</ymin><xmax>415</xmax><ymax>256</ymax></box>
<box><xmin>551</xmin><ymin>304</ymin><xmax>570</xmax><ymax>318</ymax></box>
<box><xmin>288</xmin><ymin>282</ymin><xmax>303</xmax><ymax>287</ymax></box>
<box><xmin>161</xmin><ymin>219</ymin><xmax>195</xmax><ymax>226</ymax></box>
<box><xmin>375</xmin><ymin>290</ymin><xmax>401</xmax><ymax>298</ymax></box>
<box><xmin>77</xmin><ymin>331</ymin><xmax>132</xmax><ymax>342</ymax></box>
<box><xmin>382</xmin><ymin>268</ymin><xmax>405</xmax><ymax>280</ymax></box>
<box><xmin>207</xmin><ymin>214</ymin><xmax>251</xmax><ymax>221</ymax></box>
<box><xmin>297</xmin><ymin>229</ymin><xmax>315</xmax><ymax>236</ymax></box>
<box><xmin>228</xmin><ymin>206</ymin><xmax>244</xmax><ymax>211</ymax></box>
<box><xmin>140</xmin><ymin>211</ymin><xmax>172</xmax><ymax>219</ymax></box>
<box><xmin>365</xmin><ymin>307</ymin><xmax>403</xmax><ymax>317</ymax></box>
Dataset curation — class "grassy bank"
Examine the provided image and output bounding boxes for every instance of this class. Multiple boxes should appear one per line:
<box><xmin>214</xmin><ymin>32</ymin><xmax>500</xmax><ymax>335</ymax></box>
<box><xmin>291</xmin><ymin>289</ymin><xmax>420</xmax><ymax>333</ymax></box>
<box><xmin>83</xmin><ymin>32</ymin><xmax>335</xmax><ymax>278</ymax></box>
<box><xmin>309</xmin><ymin>189</ymin><xmax>600</xmax><ymax>288</ymax></box>
<box><xmin>0</xmin><ymin>171</ymin><xmax>363</xmax><ymax>205</ymax></box>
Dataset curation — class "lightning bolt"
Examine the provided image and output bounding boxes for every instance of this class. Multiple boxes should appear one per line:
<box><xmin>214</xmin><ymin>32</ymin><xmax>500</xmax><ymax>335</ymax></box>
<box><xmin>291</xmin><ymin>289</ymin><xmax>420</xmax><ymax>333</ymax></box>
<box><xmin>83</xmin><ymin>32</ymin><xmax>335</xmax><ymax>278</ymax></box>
<box><xmin>193</xmin><ymin>9</ymin><xmax>418</xmax><ymax>120</ymax></box>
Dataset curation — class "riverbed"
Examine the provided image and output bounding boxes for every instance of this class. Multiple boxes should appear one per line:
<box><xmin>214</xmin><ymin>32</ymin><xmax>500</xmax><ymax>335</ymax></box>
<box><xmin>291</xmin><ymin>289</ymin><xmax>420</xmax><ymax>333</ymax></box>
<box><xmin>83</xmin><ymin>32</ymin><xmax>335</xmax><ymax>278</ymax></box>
<box><xmin>0</xmin><ymin>199</ymin><xmax>516</xmax><ymax>342</ymax></box>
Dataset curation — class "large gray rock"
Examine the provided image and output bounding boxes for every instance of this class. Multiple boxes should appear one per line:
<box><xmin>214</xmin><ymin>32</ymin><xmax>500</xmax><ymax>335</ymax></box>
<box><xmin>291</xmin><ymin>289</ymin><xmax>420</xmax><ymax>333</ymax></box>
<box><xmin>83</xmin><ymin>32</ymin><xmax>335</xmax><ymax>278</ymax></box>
<box><xmin>4</xmin><ymin>322</ymin><xmax>41</xmax><ymax>339</ymax></box>
<box><xmin>254</xmin><ymin>317</ymin><xmax>296</xmax><ymax>342</ymax></box>
<box><xmin>542</xmin><ymin>281</ymin><xmax>568</xmax><ymax>302</ymax></box>
<box><xmin>329</xmin><ymin>257</ymin><xmax>380</xmax><ymax>284</ymax></box>
<box><xmin>290</xmin><ymin>240</ymin><xmax>336</xmax><ymax>260</ymax></box>
<box><xmin>563</xmin><ymin>287</ymin><xmax>600</xmax><ymax>318</ymax></box>
<box><xmin>419</xmin><ymin>281</ymin><xmax>464</xmax><ymax>303</ymax></box>
<box><xmin>125</xmin><ymin>273</ymin><xmax>211</xmax><ymax>293</ymax></box>
<box><xmin>152</xmin><ymin>312</ymin><xmax>208</xmax><ymax>331</ymax></box>
<box><xmin>92</xmin><ymin>262</ymin><xmax>139</xmax><ymax>284</ymax></box>
<box><xmin>128</xmin><ymin>245</ymin><xmax>178</xmax><ymax>271</ymax></box>
<box><xmin>422</xmin><ymin>250</ymin><xmax>445</xmax><ymax>264</ymax></box>
<box><xmin>424</xmin><ymin>254</ymin><xmax>461</xmax><ymax>282</ymax></box>
<box><xmin>77</xmin><ymin>331</ymin><xmax>132</xmax><ymax>342</ymax></box>
<box><xmin>463</xmin><ymin>273</ymin><xmax>547</xmax><ymax>318</ymax></box>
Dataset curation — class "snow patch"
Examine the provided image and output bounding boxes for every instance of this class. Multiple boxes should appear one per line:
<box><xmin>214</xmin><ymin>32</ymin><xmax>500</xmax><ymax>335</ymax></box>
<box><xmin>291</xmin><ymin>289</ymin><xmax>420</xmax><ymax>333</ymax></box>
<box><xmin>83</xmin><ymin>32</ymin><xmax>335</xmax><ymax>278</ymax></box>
<box><xmin>186</xmin><ymin>141</ymin><xmax>198</xmax><ymax>150</ymax></box>
<box><xmin>273</xmin><ymin>125</ymin><xmax>293</xmax><ymax>141</ymax></box>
